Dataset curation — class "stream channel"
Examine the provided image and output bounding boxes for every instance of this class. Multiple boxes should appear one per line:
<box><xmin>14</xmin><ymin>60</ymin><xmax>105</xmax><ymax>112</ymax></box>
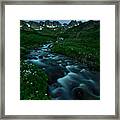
<box><xmin>26</xmin><ymin>42</ymin><xmax>100</xmax><ymax>100</ymax></box>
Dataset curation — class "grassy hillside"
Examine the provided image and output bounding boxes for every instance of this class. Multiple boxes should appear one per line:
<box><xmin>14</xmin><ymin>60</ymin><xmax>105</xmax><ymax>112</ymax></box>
<box><xmin>20</xmin><ymin>29</ymin><xmax>56</xmax><ymax>59</ymax></box>
<box><xmin>52</xmin><ymin>20</ymin><xmax>100</xmax><ymax>71</ymax></box>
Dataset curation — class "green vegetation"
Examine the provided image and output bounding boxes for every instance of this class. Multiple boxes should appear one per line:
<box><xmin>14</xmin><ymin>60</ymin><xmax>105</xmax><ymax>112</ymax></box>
<box><xmin>20</xmin><ymin>61</ymin><xmax>51</xmax><ymax>100</ymax></box>
<box><xmin>20</xmin><ymin>20</ymin><xmax>100</xmax><ymax>99</ymax></box>
<box><xmin>20</xmin><ymin>30</ymin><xmax>56</xmax><ymax>59</ymax></box>
<box><xmin>20</xmin><ymin>29</ymin><xmax>55</xmax><ymax>100</ymax></box>
<box><xmin>52</xmin><ymin>21</ymin><xmax>100</xmax><ymax>71</ymax></box>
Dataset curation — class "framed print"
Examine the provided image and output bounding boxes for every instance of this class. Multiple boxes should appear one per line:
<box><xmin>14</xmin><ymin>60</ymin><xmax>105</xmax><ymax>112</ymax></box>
<box><xmin>0</xmin><ymin>0</ymin><xmax>119</xmax><ymax>119</ymax></box>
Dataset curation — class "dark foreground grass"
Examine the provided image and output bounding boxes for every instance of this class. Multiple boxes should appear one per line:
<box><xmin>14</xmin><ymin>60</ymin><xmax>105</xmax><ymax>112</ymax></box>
<box><xmin>20</xmin><ymin>61</ymin><xmax>51</xmax><ymax>100</ymax></box>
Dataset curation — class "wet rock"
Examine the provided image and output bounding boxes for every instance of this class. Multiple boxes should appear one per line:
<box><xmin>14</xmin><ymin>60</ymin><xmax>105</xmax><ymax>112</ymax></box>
<box><xmin>46</xmin><ymin>66</ymin><xmax>64</xmax><ymax>85</ymax></box>
<box><xmin>28</xmin><ymin>55</ymin><xmax>38</xmax><ymax>60</ymax></box>
<box><xmin>72</xmin><ymin>86</ymin><xmax>85</xmax><ymax>100</ymax></box>
<box><xmin>72</xmin><ymin>84</ymin><xmax>100</xmax><ymax>100</ymax></box>
<box><xmin>38</xmin><ymin>55</ymin><xmax>43</xmax><ymax>59</ymax></box>
<box><xmin>51</xmin><ymin>87</ymin><xmax>70</xmax><ymax>99</ymax></box>
<box><xmin>44</xmin><ymin>59</ymin><xmax>57</xmax><ymax>66</ymax></box>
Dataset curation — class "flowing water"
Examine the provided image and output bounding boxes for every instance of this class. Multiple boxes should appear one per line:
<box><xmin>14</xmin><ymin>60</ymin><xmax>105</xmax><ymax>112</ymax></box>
<box><xmin>26</xmin><ymin>42</ymin><xmax>100</xmax><ymax>100</ymax></box>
